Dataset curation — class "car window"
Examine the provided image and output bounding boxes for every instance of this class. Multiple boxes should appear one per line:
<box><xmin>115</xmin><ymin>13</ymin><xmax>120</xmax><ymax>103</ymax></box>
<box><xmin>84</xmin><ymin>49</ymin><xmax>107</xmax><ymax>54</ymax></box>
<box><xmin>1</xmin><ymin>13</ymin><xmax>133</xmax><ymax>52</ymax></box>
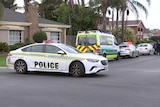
<box><xmin>45</xmin><ymin>45</ymin><xmax>61</xmax><ymax>54</ymax></box>
<box><xmin>100</xmin><ymin>35</ymin><xmax>113</xmax><ymax>45</ymax></box>
<box><xmin>31</xmin><ymin>45</ymin><xmax>44</xmax><ymax>52</ymax></box>
<box><xmin>119</xmin><ymin>45</ymin><xmax>128</xmax><ymax>48</ymax></box>
<box><xmin>58</xmin><ymin>45</ymin><xmax>81</xmax><ymax>53</ymax></box>
<box><xmin>22</xmin><ymin>46</ymin><xmax>32</xmax><ymax>52</ymax></box>
<box><xmin>22</xmin><ymin>45</ymin><xmax>44</xmax><ymax>52</ymax></box>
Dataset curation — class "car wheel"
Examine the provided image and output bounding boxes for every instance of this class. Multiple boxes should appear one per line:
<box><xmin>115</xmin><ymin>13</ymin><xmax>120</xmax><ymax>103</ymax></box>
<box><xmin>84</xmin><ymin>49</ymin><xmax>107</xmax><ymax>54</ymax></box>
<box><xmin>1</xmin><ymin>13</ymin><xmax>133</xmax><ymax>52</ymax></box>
<box><xmin>136</xmin><ymin>52</ymin><xmax>139</xmax><ymax>57</ymax></box>
<box><xmin>69</xmin><ymin>62</ymin><xmax>85</xmax><ymax>77</ymax></box>
<box><xmin>14</xmin><ymin>60</ymin><xmax>28</xmax><ymax>74</ymax></box>
<box><xmin>130</xmin><ymin>52</ymin><xmax>134</xmax><ymax>58</ymax></box>
<box><xmin>149</xmin><ymin>50</ymin><xmax>152</xmax><ymax>55</ymax></box>
<box><xmin>115</xmin><ymin>52</ymin><xmax>120</xmax><ymax>60</ymax></box>
<box><xmin>103</xmin><ymin>53</ymin><xmax>107</xmax><ymax>58</ymax></box>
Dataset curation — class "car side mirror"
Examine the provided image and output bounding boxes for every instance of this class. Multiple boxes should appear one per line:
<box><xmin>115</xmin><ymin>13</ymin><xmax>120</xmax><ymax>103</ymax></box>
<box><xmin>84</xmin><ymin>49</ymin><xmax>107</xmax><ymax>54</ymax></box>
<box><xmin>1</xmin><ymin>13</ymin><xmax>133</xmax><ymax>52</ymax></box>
<box><xmin>58</xmin><ymin>50</ymin><xmax>66</xmax><ymax>55</ymax></box>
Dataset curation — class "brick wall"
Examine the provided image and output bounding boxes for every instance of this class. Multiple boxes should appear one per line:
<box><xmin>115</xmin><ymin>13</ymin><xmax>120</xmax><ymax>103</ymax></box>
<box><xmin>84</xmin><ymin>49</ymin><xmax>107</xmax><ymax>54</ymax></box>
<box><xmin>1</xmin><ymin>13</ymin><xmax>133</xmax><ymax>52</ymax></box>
<box><xmin>27</xmin><ymin>4</ymin><xmax>40</xmax><ymax>42</ymax></box>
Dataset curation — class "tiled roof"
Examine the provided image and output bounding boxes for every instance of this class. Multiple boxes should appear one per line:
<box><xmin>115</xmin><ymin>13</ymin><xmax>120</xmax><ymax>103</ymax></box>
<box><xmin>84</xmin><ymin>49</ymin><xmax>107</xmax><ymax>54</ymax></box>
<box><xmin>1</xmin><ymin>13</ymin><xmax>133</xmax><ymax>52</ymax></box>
<box><xmin>110</xmin><ymin>20</ymin><xmax>144</xmax><ymax>27</ymax></box>
<box><xmin>2</xmin><ymin>8</ymin><xmax>69</xmax><ymax>26</ymax></box>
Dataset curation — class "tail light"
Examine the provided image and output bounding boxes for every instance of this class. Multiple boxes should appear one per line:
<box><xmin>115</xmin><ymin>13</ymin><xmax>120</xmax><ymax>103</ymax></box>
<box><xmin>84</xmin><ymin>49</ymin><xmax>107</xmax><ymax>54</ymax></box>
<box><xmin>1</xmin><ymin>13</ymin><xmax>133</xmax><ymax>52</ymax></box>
<box><xmin>96</xmin><ymin>48</ymin><xmax>100</xmax><ymax>53</ymax></box>
<box><xmin>93</xmin><ymin>48</ymin><xmax>100</xmax><ymax>54</ymax></box>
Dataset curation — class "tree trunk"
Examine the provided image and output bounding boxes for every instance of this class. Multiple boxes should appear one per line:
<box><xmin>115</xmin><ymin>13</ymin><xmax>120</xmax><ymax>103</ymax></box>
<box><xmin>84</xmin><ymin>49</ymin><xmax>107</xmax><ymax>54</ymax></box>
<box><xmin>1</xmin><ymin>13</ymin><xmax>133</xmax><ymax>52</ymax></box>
<box><xmin>24</xmin><ymin>0</ymin><xmax>30</xmax><ymax>13</ymax></box>
<box><xmin>102</xmin><ymin>13</ymin><xmax>107</xmax><ymax>32</ymax></box>
<box><xmin>116</xmin><ymin>8</ymin><xmax>119</xmax><ymax>37</ymax></box>
<box><xmin>111</xmin><ymin>8</ymin><xmax>114</xmax><ymax>33</ymax></box>
<box><xmin>121</xmin><ymin>8</ymin><xmax>125</xmax><ymax>42</ymax></box>
<box><xmin>81</xmin><ymin>0</ymin><xmax>85</xmax><ymax>7</ymax></box>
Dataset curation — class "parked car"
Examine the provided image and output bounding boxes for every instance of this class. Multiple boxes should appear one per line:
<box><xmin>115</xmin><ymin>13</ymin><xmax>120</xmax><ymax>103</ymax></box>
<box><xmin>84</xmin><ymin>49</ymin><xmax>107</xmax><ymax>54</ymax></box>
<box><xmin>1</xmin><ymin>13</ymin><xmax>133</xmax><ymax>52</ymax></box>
<box><xmin>6</xmin><ymin>42</ymin><xmax>108</xmax><ymax>77</ymax></box>
<box><xmin>119</xmin><ymin>42</ymin><xmax>139</xmax><ymax>58</ymax></box>
<box><xmin>137</xmin><ymin>43</ymin><xmax>154</xmax><ymax>55</ymax></box>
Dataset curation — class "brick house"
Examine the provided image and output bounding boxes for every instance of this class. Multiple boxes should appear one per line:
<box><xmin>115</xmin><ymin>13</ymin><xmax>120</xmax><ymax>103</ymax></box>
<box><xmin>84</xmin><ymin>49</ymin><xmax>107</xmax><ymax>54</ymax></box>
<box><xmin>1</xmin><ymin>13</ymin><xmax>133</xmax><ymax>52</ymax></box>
<box><xmin>0</xmin><ymin>4</ymin><xmax>71</xmax><ymax>45</ymax></box>
<box><xmin>110</xmin><ymin>20</ymin><xmax>145</xmax><ymax>40</ymax></box>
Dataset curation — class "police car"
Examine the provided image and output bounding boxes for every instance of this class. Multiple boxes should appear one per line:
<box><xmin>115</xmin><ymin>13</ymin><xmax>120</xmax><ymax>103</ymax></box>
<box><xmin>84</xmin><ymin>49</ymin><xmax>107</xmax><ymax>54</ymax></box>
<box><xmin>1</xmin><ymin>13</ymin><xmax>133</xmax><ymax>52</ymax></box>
<box><xmin>6</xmin><ymin>42</ymin><xmax>108</xmax><ymax>77</ymax></box>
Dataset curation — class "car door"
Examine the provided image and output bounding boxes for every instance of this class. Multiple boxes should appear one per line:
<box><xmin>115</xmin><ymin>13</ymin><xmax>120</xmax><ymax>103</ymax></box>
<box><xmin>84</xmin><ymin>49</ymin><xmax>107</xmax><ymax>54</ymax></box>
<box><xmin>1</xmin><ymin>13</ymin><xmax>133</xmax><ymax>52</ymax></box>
<box><xmin>26</xmin><ymin>44</ymin><xmax>46</xmax><ymax>70</ymax></box>
<box><xmin>44</xmin><ymin>45</ymin><xmax>67</xmax><ymax>72</ymax></box>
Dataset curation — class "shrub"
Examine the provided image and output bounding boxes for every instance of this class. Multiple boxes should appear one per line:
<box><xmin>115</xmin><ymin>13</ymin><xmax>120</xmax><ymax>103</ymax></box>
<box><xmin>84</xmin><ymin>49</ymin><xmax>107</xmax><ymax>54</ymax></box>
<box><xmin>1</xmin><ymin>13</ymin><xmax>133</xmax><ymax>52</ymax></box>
<box><xmin>24</xmin><ymin>38</ymin><xmax>32</xmax><ymax>45</ymax></box>
<box><xmin>112</xmin><ymin>27</ymin><xmax>137</xmax><ymax>43</ymax></box>
<box><xmin>0</xmin><ymin>42</ymin><xmax>9</xmax><ymax>53</ymax></box>
<box><xmin>9</xmin><ymin>43</ymin><xmax>25</xmax><ymax>51</ymax></box>
<box><xmin>33</xmin><ymin>31</ymin><xmax>47</xmax><ymax>43</ymax></box>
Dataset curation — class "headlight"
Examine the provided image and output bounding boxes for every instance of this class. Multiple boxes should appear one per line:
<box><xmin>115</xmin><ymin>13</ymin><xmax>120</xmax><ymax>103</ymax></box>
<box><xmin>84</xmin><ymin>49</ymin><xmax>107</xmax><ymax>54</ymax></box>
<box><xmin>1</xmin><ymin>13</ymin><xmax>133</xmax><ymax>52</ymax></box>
<box><xmin>87</xmin><ymin>59</ymin><xmax>99</xmax><ymax>62</ymax></box>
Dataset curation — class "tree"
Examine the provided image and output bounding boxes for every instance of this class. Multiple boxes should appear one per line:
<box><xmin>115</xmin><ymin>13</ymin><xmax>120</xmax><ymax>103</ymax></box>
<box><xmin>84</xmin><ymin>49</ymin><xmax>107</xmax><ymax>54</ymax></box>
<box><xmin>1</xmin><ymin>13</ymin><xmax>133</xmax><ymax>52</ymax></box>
<box><xmin>0</xmin><ymin>1</ymin><xmax>4</xmax><ymax>20</ymax></box>
<box><xmin>108</xmin><ymin>0</ymin><xmax>122</xmax><ymax>37</ymax></box>
<box><xmin>53</xmin><ymin>3</ymin><xmax>97</xmax><ymax>35</ymax></box>
<box><xmin>0</xmin><ymin>0</ymin><xmax>17</xmax><ymax>10</ymax></box>
<box><xmin>33</xmin><ymin>31</ymin><xmax>47</xmax><ymax>43</ymax></box>
<box><xmin>39</xmin><ymin>0</ymin><xmax>63</xmax><ymax>18</ymax></box>
<box><xmin>112</xmin><ymin>27</ymin><xmax>136</xmax><ymax>43</ymax></box>
<box><xmin>89</xmin><ymin>0</ymin><xmax>109</xmax><ymax>32</ymax></box>
<box><xmin>24</xmin><ymin>0</ymin><xmax>30</xmax><ymax>12</ymax></box>
<box><xmin>120</xmin><ymin>0</ymin><xmax>151</xmax><ymax>42</ymax></box>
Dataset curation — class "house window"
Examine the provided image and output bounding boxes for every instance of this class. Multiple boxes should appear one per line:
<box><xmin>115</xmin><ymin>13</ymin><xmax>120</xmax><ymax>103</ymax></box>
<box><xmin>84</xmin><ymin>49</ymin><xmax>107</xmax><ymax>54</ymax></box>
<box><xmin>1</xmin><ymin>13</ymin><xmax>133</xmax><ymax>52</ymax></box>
<box><xmin>9</xmin><ymin>30</ymin><xmax>22</xmax><ymax>45</ymax></box>
<box><xmin>137</xmin><ymin>28</ymin><xmax>141</xmax><ymax>35</ymax></box>
<box><xmin>141</xmin><ymin>28</ymin><xmax>143</xmax><ymax>35</ymax></box>
<box><xmin>50</xmin><ymin>32</ymin><xmax>59</xmax><ymax>41</ymax></box>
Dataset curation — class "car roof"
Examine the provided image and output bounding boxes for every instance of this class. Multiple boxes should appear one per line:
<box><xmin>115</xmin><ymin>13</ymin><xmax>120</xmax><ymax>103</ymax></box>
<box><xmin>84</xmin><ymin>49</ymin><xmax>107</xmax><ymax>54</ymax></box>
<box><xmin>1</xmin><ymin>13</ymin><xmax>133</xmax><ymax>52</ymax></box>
<box><xmin>17</xmin><ymin>43</ymin><xmax>65</xmax><ymax>50</ymax></box>
<box><xmin>119</xmin><ymin>42</ymin><xmax>133</xmax><ymax>46</ymax></box>
<box><xmin>31</xmin><ymin>43</ymin><xmax>64</xmax><ymax>46</ymax></box>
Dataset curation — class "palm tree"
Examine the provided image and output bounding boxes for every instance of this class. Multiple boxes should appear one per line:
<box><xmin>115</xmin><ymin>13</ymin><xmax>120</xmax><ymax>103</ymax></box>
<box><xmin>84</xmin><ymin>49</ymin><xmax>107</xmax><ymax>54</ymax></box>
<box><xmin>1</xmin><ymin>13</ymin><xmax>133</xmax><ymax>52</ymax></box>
<box><xmin>39</xmin><ymin>0</ymin><xmax>63</xmax><ymax>18</ymax></box>
<box><xmin>120</xmin><ymin>0</ymin><xmax>151</xmax><ymax>42</ymax></box>
<box><xmin>0</xmin><ymin>0</ymin><xmax>17</xmax><ymax>10</ymax></box>
<box><xmin>24</xmin><ymin>0</ymin><xmax>30</xmax><ymax>12</ymax></box>
<box><xmin>89</xmin><ymin>0</ymin><xmax>109</xmax><ymax>32</ymax></box>
<box><xmin>0</xmin><ymin>1</ymin><xmax>4</xmax><ymax>20</ymax></box>
<box><xmin>108</xmin><ymin>0</ymin><xmax>122</xmax><ymax>37</ymax></box>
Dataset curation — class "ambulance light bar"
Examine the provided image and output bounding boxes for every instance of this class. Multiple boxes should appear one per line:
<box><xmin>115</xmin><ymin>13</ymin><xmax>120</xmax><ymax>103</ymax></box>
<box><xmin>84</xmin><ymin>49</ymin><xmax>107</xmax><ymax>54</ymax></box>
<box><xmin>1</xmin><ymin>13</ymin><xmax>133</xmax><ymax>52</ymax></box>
<box><xmin>43</xmin><ymin>40</ymin><xmax>61</xmax><ymax>43</ymax></box>
<box><xmin>78</xmin><ymin>30</ymin><xmax>101</xmax><ymax>34</ymax></box>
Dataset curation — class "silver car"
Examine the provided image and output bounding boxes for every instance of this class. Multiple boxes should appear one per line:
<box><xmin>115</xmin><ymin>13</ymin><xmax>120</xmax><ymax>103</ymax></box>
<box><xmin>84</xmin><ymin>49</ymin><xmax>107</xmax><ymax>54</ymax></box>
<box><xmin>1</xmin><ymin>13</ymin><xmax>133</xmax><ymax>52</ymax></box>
<box><xmin>137</xmin><ymin>43</ymin><xmax>154</xmax><ymax>55</ymax></box>
<box><xmin>119</xmin><ymin>42</ymin><xmax>139</xmax><ymax>58</ymax></box>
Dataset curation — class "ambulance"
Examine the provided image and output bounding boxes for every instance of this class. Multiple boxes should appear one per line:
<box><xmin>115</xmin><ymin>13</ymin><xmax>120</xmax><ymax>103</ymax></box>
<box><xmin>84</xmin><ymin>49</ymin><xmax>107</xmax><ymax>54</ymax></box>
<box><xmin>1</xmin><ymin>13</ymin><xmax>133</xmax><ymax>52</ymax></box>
<box><xmin>76</xmin><ymin>30</ymin><xmax>120</xmax><ymax>60</ymax></box>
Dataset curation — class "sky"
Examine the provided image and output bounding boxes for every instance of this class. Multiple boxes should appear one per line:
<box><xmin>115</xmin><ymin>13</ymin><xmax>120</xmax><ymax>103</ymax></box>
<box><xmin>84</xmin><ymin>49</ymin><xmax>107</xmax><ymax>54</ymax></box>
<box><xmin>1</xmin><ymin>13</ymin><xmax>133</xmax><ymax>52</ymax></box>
<box><xmin>14</xmin><ymin>0</ymin><xmax>159</xmax><ymax>30</ymax></box>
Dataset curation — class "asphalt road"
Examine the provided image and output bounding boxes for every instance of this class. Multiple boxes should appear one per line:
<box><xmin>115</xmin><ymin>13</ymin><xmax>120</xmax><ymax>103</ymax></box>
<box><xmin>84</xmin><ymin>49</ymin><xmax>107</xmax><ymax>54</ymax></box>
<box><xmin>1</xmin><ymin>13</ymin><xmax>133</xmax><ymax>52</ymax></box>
<box><xmin>0</xmin><ymin>55</ymin><xmax>160</xmax><ymax>107</ymax></box>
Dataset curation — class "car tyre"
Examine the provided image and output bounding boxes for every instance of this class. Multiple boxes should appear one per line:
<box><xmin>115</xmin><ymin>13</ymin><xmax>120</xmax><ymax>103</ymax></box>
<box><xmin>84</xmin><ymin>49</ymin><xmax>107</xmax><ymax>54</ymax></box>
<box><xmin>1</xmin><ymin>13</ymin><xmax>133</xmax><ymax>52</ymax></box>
<box><xmin>115</xmin><ymin>52</ymin><xmax>120</xmax><ymax>60</ymax></box>
<box><xmin>14</xmin><ymin>60</ymin><xmax>28</xmax><ymax>74</ymax></box>
<box><xmin>103</xmin><ymin>53</ymin><xmax>107</xmax><ymax>58</ymax></box>
<box><xmin>69</xmin><ymin>62</ymin><xmax>85</xmax><ymax>77</ymax></box>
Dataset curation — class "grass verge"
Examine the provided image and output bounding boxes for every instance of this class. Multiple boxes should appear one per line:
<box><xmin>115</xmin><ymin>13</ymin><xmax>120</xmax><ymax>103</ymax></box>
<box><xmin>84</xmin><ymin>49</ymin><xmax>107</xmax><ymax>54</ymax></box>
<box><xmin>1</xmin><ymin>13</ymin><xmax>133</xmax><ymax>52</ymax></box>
<box><xmin>0</xmin><ymin>56</ymin><xmax>6</xmax><ymax>67</ymax></box>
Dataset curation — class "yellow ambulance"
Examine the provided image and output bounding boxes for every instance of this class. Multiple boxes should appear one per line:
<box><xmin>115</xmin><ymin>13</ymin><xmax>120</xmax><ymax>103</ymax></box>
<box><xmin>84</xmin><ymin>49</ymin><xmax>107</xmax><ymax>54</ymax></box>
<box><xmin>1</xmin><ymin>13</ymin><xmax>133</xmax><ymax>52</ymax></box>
<box><xmin>76</xmin><ymin>30</ymin><xmax>120</xmax><ymax>60</ymax></box>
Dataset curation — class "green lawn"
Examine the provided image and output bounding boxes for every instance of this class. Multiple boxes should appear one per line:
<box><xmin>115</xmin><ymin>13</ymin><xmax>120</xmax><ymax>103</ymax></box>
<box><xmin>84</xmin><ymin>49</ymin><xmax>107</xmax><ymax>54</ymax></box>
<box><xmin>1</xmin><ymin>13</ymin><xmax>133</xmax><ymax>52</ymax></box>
<box><xmin>0</xmin><ymin>56</ymin><xmax>6</xmax><ymax>67</ymax></box>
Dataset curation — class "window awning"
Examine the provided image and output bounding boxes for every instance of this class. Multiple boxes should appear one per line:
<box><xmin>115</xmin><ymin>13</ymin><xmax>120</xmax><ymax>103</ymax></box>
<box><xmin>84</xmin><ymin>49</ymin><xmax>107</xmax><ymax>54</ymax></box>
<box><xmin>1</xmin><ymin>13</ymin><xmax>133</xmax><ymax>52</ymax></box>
<box><xmin>41</xmin><ymin>28</ymin><xmax>62</xmax><ymax>32</ymax></box>
<box><xmin>0</xmin><ymin>25</ymin><xmax>25</xmax><ymax>30</ymax></box>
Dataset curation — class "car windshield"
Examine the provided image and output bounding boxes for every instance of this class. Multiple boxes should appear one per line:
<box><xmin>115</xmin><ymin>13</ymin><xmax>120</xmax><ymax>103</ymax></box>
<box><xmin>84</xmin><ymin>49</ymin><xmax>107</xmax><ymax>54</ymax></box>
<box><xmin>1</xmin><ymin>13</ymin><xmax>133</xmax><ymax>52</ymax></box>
<box><xmin>58</xmin><ymin>45</ymin><xmax>81</xmax><ymax>53</ymax></box>
<box><xmin>78</xmin><ymin>35</ymin><xmax>96</xmax><ymax>45</ymax></box>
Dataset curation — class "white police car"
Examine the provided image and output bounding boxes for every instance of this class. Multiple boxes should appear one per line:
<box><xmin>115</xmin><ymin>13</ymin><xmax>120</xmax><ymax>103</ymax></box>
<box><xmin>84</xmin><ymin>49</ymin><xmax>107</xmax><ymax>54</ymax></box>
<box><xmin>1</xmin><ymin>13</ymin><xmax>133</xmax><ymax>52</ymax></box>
<box><xmin>6</xmin><ymin>42</ymin><xmax>108</xmax><ymax>77</ymax></box>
